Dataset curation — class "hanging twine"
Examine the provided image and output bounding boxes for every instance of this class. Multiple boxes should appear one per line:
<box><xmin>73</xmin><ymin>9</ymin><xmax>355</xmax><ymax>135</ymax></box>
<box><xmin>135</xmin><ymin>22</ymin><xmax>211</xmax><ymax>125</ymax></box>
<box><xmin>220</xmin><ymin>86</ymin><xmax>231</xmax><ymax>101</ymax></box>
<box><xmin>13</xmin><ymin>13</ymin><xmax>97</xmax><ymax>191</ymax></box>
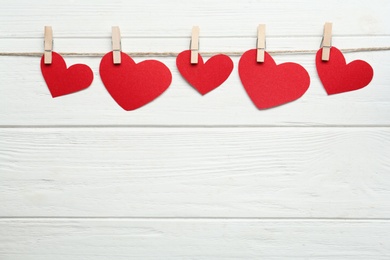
<box><xmin>0</xmin><ymin>47</ymin><xmax>389</xmax><ymax>57</ymax></box>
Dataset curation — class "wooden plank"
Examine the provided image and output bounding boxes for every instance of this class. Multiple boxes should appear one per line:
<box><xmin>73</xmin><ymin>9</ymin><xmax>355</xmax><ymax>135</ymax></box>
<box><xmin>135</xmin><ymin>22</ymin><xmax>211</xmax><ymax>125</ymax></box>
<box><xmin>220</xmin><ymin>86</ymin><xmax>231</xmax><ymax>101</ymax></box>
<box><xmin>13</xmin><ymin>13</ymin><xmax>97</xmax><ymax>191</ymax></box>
<box><xmin>1</xmin><ymin>128</ymin><xmax>390</xmax><ymax>217</ymax></box>
<box><xmin>0</xmin><ymin>0</ymin><xmax>389</xmax><ymax>37</ymax></box>
<box><xmin>1</xmin><ymin>219</ymin><xmax>390</xmax><ymax>259</ymax></box>
<box><xmin>1</xmin><ymin>36</ymin><xmax>389</xmax><ymax>54</ymax></box>
<box><xmin>0</xmin><ymin>49</ymin><xmax>389</xmax><ymax>126</ymax></box>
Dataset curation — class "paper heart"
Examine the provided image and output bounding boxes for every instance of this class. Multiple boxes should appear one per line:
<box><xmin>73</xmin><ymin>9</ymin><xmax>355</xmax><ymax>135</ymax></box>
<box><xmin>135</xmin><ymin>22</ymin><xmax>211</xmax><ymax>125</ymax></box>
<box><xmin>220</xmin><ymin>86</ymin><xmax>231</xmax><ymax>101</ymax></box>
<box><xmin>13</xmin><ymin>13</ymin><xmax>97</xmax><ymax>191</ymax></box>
<box><xmin>99</xmin><ymin>51</ymin><xmax>172</xmax><ymax>111</ymax></box>
<box><xmin>316</xmin><ymin>47</ymin><xmax>374</xmax><ymax>95</ymax></box>
<box><xmin>239</xmin><ymin>49</ymin><xmax>310</xmax><ymax>109</ymax></box>
<box><xmin>176</xmin><ymin>50</ymin><xmax>233</xmax><ymax>95</ymax></box>
<box><xmin>40</xmin><ymin>52</ymin><xmax>93</xmax><ymax>98</ymax></box>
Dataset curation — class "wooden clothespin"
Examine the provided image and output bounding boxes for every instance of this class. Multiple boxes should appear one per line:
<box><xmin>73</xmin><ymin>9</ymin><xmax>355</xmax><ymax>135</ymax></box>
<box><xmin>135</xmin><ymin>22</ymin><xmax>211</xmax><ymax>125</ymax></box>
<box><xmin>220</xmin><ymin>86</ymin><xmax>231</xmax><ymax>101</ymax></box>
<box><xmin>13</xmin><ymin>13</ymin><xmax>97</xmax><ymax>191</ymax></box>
<box><xmin>257</xmin><ymin>24</ymin><xmax>266</xmax><ymax>63</ymax></box>
<box><xmin>112</xmin><ymin>26</ymin><xmax>121</xmax><ymax>64</ymax></box>
<box><xmin>190</xmin><ymin>26</ymin><xmax>200</xmax><ymax>64</ymax></box>
<box><xmin>44</xmin><ymin>26</ymin><xmax>53</xmax><ymax>64</ymax></box>
<box><xmin>321</xmin><ymin>22</ymin><xmax>332</xmax><ymax>61</ymax></box>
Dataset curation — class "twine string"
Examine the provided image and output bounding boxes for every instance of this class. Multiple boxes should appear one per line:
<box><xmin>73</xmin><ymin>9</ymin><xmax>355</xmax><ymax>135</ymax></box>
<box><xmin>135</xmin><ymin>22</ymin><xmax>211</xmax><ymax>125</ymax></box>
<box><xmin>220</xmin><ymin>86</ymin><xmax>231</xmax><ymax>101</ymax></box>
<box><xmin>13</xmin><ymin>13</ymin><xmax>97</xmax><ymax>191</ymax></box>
<box><xmin>0</xmin><ymin>47</ymin><xmax>389</xmax><ymax>57</ymax></box>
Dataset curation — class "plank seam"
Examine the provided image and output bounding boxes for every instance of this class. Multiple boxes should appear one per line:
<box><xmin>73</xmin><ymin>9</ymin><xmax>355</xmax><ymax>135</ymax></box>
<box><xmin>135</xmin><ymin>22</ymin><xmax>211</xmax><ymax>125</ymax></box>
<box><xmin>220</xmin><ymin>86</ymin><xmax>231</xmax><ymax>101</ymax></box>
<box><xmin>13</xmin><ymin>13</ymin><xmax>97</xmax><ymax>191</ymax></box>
<box><xmin>1</xmin><ymin>217</ymin><xmax>390</xmax><ymax>221</ymax></box>
<box><xmin>1</xmin><ymin>125</ymin><xmax>390</xmax><ymax>128</ymax></box>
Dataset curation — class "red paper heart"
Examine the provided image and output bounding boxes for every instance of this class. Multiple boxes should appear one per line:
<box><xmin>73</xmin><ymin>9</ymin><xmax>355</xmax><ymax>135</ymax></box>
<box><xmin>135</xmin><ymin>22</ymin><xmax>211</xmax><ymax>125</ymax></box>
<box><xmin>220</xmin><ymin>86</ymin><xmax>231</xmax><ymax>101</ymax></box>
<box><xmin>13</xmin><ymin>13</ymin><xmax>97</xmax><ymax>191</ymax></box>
<box><xmin>99</xmin><ymin>51</ymin><xmax>172</xmax><ymax>111</ymax></box>
<box><xmin>316</xmin><ymin>47</ymin><xmax>374</xmax><ymax>95</ymax></box>
<box><xmin>176</xmin><ymin>50</ymin><xmax>233</xmax><ymax>95</ymax></box>
<box><xmin>239</xmin><ymin>49</ymin><xmax>310</xmax><ymax>109</ymax></box>
<box><xmin>40</xmin><ymin>52</ymin><xmax>93</xmax><ymax>97</ymax></box>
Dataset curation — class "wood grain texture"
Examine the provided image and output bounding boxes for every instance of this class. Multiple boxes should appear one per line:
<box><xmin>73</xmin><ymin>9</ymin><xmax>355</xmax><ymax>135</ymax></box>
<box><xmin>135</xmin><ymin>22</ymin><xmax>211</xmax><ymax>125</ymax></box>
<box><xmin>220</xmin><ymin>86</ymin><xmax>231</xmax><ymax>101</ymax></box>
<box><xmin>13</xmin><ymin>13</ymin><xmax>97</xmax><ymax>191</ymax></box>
<box><xmin>1</xmin><ymin>128</ymin><xmax>390</xmax><ymax>217</ymax></box>
<box><xmin>1</xmin><ymin>0</ymin><xmax>390</xmax><ymax>259</ymax></box>
<box><xmin>0</xmin><ymin>0</ymin><xmax>389</xmax><ymax>37</ymax></box>
<box><xmin>1</xmin><ymin>219</ymin><xmax>390</xmax><ymax>260</ymax></box>
<box><xmin>1</xmin><ymin>49</ymin><xmax>389</xmax><ymax>126</ymax></box>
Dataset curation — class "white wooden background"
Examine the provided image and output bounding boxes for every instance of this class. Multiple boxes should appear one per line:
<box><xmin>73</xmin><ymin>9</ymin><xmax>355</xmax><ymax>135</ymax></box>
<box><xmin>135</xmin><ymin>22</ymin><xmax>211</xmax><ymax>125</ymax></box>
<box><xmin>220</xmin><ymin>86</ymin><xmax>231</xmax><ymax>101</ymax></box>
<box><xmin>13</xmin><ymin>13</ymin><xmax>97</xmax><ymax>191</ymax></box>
<box><xmin>1</xmin><ymin>0</ymin><xmax>390</xmax><ymax>259</ymax></box>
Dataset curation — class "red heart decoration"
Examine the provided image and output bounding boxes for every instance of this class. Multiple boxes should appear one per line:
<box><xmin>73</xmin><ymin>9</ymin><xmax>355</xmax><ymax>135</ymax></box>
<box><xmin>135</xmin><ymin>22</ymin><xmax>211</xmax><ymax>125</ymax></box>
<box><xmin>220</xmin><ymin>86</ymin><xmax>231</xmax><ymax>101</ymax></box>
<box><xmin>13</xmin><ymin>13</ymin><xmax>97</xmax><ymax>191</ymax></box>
<box><xmin>176</xmin><ymin>50</ymin><xmax>233</xmax><ymax>95</ymax></box>
<box><xmin>239</xmin><ymin>49</ymin><xmax>310</xmax><ymax>109</ymax></box>
<box><xmin>99</xmin><ymin>51</ymin><xmax>172</xmax><ymax>111</ymax></box>
<box><xmin>316</xmin><ymin>47</ymin><xmax>374</xmax><ymax>95</ymax></box>
<box><xmin>40</xmin><ymin>52</ymin><xmax>93</xmax><ymax>98</ymax></box>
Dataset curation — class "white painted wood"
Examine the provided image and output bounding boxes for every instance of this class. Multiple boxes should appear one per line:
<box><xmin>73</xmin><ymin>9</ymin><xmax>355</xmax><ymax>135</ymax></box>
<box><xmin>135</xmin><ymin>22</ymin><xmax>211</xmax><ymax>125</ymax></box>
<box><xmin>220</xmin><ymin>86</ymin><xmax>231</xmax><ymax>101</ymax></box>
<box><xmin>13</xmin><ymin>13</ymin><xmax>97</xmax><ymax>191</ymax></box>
<box><xmin>1</xmin><ymin>0</ymin><xmax>390</xmax><ymax>259</ymax></box>
<box><xmin>1</xmin><ymin>219</ymin><xmax>390</xmax><ymax>260</ymax></box>
<box><xmin>0</xmin><ymin>0</ymin><xmax>389</xmax><ymax>38</ymax></box>
<box><xmin>2</xmin><ymin>36</ymin><xmax>390</xmax><ymax>54</ymax></box>
<box><xmin>0</xmin><ymin>48</ymin><xmax>389</xmax><ymax>126</ymax></box>
<box><xmin>1</xmin><ymin>128</ymin><xmax>389</xmax><ymax>217</ymax></box>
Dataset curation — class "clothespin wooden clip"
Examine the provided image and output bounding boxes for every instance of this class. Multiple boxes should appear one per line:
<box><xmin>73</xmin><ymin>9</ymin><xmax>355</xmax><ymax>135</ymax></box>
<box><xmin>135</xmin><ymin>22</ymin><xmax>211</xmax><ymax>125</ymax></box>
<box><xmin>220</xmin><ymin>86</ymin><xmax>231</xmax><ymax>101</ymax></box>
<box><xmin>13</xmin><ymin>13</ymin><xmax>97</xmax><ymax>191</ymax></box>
<box><xmin>112</xmin><ymin>26</ymin><xmax>121</xmax><ymax>64</ymax></box>
<box><xmin>190</xmin><ymin>26</ymin><xmax>200</xmax><ymax>64</ymax></box>
<box><xmin>44</xmin><ymin>26</ymin><xmax>53</xmax><ymax>64</ymax></box>
<box><xmin>321</xmin><ymin>22</ymin><xmax>332</xmax><ymax>61</ymax></box>
<box><xmin>257</xmin><ymin>24</ymin><xmax>266</xmax><ymax>63</ymax></box>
